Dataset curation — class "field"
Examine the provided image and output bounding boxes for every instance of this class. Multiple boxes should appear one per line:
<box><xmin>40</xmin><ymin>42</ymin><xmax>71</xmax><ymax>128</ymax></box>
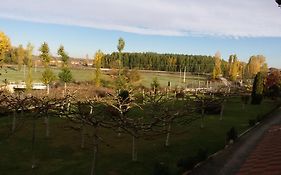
<box><xmin>0</xmin><ymin>64</ymin><xmax>275</xmax><ymax>175</ymax></box>
<box><xmin>0</xmin><ymin>65</ymin><xmax>208</xmax><ymax>88</ymax></box>
<box><xmin>0</xmin><ymin>97</ymin><xmax>279</xmax><ymax>175</ymax></box>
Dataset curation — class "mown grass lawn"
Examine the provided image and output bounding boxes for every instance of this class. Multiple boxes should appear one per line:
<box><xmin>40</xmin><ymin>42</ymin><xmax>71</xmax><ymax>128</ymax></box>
<box><xmin>0</xmin><ymin>97</ymin><xmax>279</xmax><ymax>175</ymax></box>
<box><xmin>0</xmin><ymin>65</ymin><xmax>207</xmax><ymax>88</ymax></box>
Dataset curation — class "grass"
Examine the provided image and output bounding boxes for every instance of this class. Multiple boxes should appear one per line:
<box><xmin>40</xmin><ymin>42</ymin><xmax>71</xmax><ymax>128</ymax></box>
<box><xmin>0</xmin><ymin>97</ymin><xmax>279</xmax><ymax>175</ymax></box>
<box><xmin>0</xmin><ymin>65</ymin><xmax>207</xmax><ymax>88</ymax></box>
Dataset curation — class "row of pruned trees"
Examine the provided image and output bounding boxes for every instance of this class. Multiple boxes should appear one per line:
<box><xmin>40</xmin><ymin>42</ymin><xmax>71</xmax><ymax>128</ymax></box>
<box><xmin>0</xmin><ymin>88</ymin><xmax>234</xmax><ymax>175</ymax></box>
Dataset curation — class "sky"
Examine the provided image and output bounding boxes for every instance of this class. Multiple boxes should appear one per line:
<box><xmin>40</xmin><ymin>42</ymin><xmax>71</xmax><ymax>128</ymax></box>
<box><xmin>0</xmin><ymin>0</ymin><xmax>281</xmax><ymax>68</ymax></box>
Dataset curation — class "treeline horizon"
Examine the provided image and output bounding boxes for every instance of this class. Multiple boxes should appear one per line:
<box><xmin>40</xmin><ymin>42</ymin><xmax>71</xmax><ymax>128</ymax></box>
<box><xmin>102</xmin><ymin>52</ymin><xmax>217</xmax><ymax>73</ymax></box>
<box><xmin>1</xmin><ymin>31</ymin><xmax>270</xmax><ymax>80</ymax></box>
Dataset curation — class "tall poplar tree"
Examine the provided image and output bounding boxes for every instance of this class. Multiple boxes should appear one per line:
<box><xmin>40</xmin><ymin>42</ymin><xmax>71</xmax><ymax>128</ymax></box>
<box><xmin>228</xmin><ymin>54</ymin><xmax>240</xmax><ymax>81</ymax></box>
<box><xmin>93</xmin><ymin>50</ymin><xmax>103</xmax><ymax>87</ymax></box>
<box><xmin>25</xmin><ymin>43</ymin><xmax>34</xmax><ymax>91</ymax></box>
<box><xmin>17</xmin><ymin>44</ymin><xmax>25</xmax><ymax>71</ymax></box>
<box><xmin>212</xmin><ymin>51</ymin><xmax>222</xmax><ymax>79</ymax></box>
<box><xmin>116</xmin><ymin>38</ymin><xmax>126</xmax><ymax>89</ymax></box>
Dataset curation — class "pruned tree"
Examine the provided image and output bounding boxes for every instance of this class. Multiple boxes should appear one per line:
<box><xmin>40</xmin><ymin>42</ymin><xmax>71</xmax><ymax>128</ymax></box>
<box><xmin>141</xmin><ymin>89</ymin><xmax>199</xmax><ymax>148</ymax></box>
<box><xmin>105</xmin><ymin>89</ymin><xmax>140</xmax><ymax>161</ymax></box>
<box><xmin>59</xmin><ymin>95</ymin><xmax>119</xmax><ymax>175</ymax></box>
<box><xmin>194</xmin><ymin>93</ymin><xmax>224</xmax><ymax>127</ymax></box>
<box><xmin>6</xmin><ymin>93</ymin><xmax>26</xmax><ymax>132</ymax></box>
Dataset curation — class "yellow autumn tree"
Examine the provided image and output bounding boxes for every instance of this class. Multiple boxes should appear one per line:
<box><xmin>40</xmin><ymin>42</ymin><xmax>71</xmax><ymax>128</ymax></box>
<box><xmin>17</xmin><ymin>44</ymin><xmax>25</xmax><ymax>71</ymax></box>
<box><xmin>246</xmin><ymin>55</ymin><xmax>266</xmax><ymax>78</ymax></box>
<box><xmin>93</xmin><ymin>50</ymin><xmax>104</xmax><ymax>87</ymax></box>
<box><xmin>25</xmin><ymin>43</ymin><xmax>34</xmax><ymax>91</ymax></box>
<box><xmin>212</xmin><ymin>51</ymin><xmax>222</xmax><ymax>79</ymax></box>
<box><xmin>0</xmin><ymin>31</ymin><xmax>11</xmax><ymax>64</ymax></box>
<box><xmin>228</xmin><ymin>54</ymin><xmax>240</xmax><ymax>81</ymax></box>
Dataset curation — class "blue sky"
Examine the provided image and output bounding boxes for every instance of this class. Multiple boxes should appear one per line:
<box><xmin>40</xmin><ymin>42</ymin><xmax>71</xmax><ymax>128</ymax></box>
<box><xmin>0</xmin><ymin>0</ymin><xmax>281</xmax><ymax>68</ymax></box>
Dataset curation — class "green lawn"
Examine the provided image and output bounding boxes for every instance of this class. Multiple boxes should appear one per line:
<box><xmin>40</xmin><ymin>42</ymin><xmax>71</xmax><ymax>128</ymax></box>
<box><xmin>0</xmin><ymin>97</ymin><xmax>278</xmax><ymax>175</ymax></box>
<box><xmin>0</xmin><ymin>65</ymin><xmax>207</xmax><ymax>88</ymax></box>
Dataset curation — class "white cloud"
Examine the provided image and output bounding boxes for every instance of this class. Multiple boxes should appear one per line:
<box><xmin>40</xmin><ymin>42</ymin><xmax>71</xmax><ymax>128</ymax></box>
<box><xmin>0</xmin><ymin>0</ymin><xmax>281</xmax><ymax>37</ymax></box>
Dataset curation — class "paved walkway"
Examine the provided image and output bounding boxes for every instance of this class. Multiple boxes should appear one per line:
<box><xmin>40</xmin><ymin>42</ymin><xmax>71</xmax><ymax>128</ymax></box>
<box><xmin>190</xmin><ymin>107</ymin><xmax>281</xmax><ymax>175</ymax></box>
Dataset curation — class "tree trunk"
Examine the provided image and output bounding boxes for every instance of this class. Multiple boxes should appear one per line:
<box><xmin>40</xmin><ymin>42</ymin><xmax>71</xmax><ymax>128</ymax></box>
<box><xmin>64</xmin><ymin>82</ymin><xmax>67</xmax><ymax>95</ymax></box>
<box><xmin>90</xmin><ymin>127</ymin><xmax>99</xmax><ymax>175</ymax></box>
<box><xmin>220</xmin><ymin>102</ymin><xmax>225</xmax><ymax>121</ymax></box>
<box><xmin>183</xmin><ymin>67</ymin><xmax>186</xmax><ymax>83</ymax></box>
<box><xmin>117</xmin><ymin>127</ymin><xmax>121</xmax><ymax>137</ymax></box>
<box><xmin>201</xmin><ymin>105</ymin><xmax>205</xmax><ymax>128</ymax></box>
<box><xmin>165</xmin><ymin>122</ymin><xmax>172</xmax><ymax>147</ymax></box>
<box><xmin>12</xmin><ymin>110</ymin><xmax>16</xmax><ymax>132</ymax></box>
<box><xmin>47</xmin><ymin>84</ymin><xmax>50</xmax><ymax>95</ymax></box>
<box><xmin>132</xmin><ymin>135</ymin><xmax>138</xmax><ymax>162</ymax></box>
<box><xmin>81</xmin><ymin>123</ymin><xmax>85</xmax><ymax>149</ymax></box>
<box><xmin>45</xmin><ymin>116</ymin><xmax>50</xmax><ymax>138</ymax></box>
<box><xmin>31</xmin><ymin>117</ymin><xmax>36</xmax><ymax>169</ymax></box>
<box><xmin>242</xmin><ymin>102</ymin><xmax>245</xmax><ymax>110</ymax></box>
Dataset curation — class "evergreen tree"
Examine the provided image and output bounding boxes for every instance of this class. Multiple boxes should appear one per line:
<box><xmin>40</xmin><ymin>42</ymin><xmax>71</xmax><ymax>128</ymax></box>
<box><xmin>39</xmin><ymin>42</ymin><xmax>51</xmax><ymax>67</ymax></box>
<box><xmin>251</xmin><ymin>72</ymin><xmax>265</xmax><ymax>104</ymax></box>
<box><xmin>57</xmin><ymin>45</ymin><xmax>72</xmax><ymax>93</ymax></box>
<box><xmin>39</xmin><ymin>42</ymin><xmax>55</xmax><ymax>94</ymax></box>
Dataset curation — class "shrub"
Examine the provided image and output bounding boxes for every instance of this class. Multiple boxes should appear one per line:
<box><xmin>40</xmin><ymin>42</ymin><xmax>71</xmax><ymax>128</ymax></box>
<box><xmin>267</xmin><ymin>84</ymin><xmax>280</xmax><ymax>99</ymax></box>
<box><xmin>177</xmin><ymin>156</ymin><xmax>196</xmax><ymax>172</ymax></box>
<box><xmin>176</xmin><ymin>148</ymin><xmax>208</xmax><ymax>173</ymax></box>
<box><xmin>248</xmin><ymin>119</ymin><xmax>256</xmax><ymax>127</ymax></box>
<box><xmin>153</xmin><ymin>162</ymin><xmax>171</xmax><ymax>175</ymax></box>
<box><xmin>256</xmin><ymin>114</ymin><xmax>262</xmax><ymax>122</ymax></box>
<box><xmin>196</xmin><ymin>148</ymin><xmax>208</xmax><ymax>162</ymax></box>
<box><xmin>241</xmin><ymin>95</ymin><xmax>250</xmax><ymax>104</ymax></box>
<box><xmin>226</xmin><ymin>127</ymin><xmax>238</xmax><ymax>142</ymax></box>
<box><xmin>118</xmin><ymin>89</ymin><xmax>129</xmax><ymax>102</ymax></box>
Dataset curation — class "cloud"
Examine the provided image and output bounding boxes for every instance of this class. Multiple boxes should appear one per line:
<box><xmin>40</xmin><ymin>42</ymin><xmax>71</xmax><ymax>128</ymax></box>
<box><xmin>1</xmin><ymin>0</ymin><xmax>281</xmax><ymax>37</ymax></box>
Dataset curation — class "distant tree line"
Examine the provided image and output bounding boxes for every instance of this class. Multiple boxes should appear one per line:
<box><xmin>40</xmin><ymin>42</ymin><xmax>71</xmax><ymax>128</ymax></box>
<box><xmin>1</xmin><ymin>31</ymin><xmax>270</xmax><ymax>82</ymax></box>
<box><xmin>101</xmin><ymin>52</ymin><xmax>216</xmax><ymax>73</ymax></box>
